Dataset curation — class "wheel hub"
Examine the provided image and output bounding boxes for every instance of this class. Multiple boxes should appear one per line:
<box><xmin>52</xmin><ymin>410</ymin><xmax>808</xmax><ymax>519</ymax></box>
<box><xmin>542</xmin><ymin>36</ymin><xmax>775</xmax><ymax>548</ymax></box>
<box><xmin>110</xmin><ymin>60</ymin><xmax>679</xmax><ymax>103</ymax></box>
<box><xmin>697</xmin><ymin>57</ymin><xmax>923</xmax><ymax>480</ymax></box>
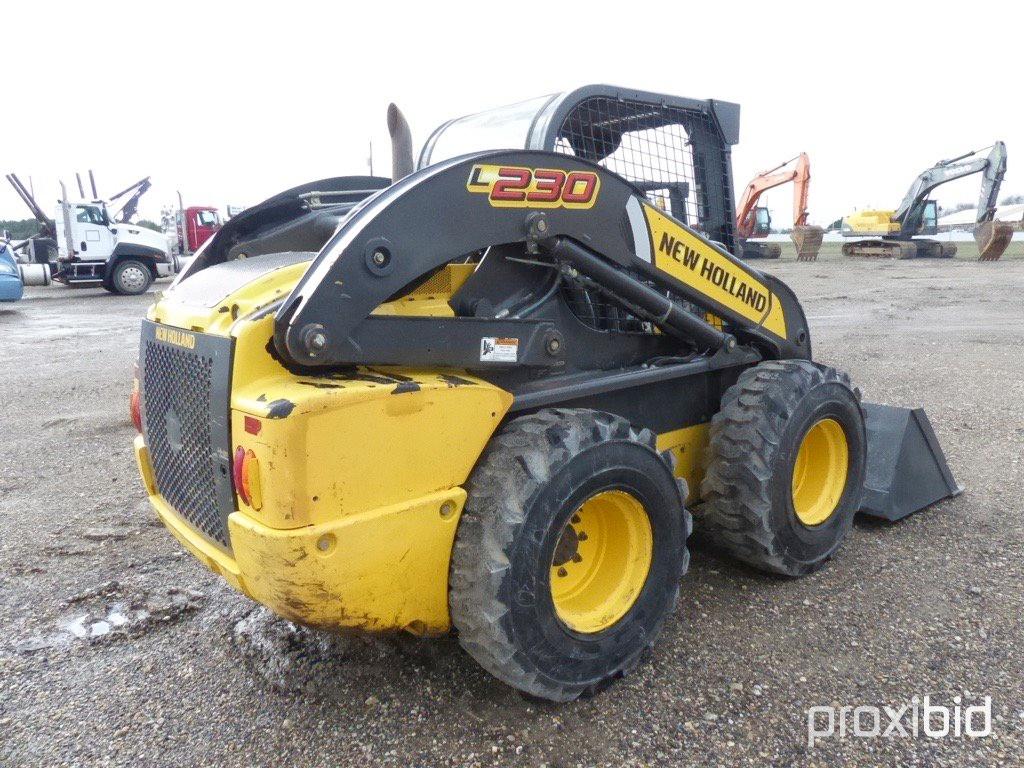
<box><xmin>791</xmin><ymin>417</ymin><xmax>849</xmax><ymax>526</ymax></box>
<box><xmin>550</xmin><ymin>490</ymin><xmax>653</xmax><ymax>634</ymax></box>
<box><xmin>121</xmin><ymin>266</ymin><xmax>147</xmax><ymax>291</ymax></box>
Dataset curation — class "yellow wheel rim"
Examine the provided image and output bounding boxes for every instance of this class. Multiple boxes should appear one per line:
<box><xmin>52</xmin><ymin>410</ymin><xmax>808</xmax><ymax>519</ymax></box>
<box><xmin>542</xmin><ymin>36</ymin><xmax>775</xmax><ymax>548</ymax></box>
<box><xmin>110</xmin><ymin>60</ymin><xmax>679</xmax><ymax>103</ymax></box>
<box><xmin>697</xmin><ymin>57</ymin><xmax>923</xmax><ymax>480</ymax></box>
<box><xmin>791</xmin><ymin>418</ymin><xmax>849</xmax><ymax>526</ymax></box>
<box><xmin>550</xmin><ymin>490</ymin><xmax>653</xmax><ymax>634</ymax></box>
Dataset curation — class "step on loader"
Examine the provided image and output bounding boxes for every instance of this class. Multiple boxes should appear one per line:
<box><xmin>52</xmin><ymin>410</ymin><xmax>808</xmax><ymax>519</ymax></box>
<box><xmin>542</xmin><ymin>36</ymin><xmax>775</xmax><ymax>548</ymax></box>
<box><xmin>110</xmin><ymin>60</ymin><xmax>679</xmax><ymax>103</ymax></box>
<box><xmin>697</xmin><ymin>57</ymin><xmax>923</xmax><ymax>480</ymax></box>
<box><xmin>132</xmin><ymin>86</ymin><xmax>960</xmax><ymax>701</ymax></box>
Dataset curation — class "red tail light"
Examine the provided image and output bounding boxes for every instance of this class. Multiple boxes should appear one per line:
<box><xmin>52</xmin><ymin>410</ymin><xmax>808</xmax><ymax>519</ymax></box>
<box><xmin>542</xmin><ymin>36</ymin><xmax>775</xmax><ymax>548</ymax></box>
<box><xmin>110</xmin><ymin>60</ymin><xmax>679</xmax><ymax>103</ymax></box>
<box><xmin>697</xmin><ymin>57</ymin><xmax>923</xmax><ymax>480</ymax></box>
<box><xmin>130</xmin><ymin>363</ymin><xmax>143</xmax><ymax>432</ymax></box>
<box><xmin>233</xmin><ymin>446</ymin><xmax>262</xmax><ymax>510</ymax></box>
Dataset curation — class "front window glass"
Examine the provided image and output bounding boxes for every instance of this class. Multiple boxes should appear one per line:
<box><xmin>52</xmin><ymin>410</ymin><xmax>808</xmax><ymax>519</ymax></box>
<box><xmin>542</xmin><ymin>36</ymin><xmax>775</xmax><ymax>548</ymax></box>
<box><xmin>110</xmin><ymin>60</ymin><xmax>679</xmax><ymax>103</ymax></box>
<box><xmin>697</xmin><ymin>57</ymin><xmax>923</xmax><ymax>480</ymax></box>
<box><xmin>923</xmin><ymin>203</ymin><xmax>937</xmax><ymax>229</ymax></box>
<box><xmin>76</xmin><ymin>206</ymin><xmax>105</xmax><ymax>225</ymax></box>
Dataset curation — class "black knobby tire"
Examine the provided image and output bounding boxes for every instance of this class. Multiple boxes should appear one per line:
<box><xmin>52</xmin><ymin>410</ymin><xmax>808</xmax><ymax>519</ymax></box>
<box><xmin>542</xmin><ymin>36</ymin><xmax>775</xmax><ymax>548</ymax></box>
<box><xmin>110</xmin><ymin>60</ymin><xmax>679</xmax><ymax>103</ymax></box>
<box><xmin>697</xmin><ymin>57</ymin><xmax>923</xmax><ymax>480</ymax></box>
<box><xmin>110</xmin><ymin>259</ymin><xmax>153</xmax><ymax>295</ymax></box>
<box><xmin>449</xmin><ymin>408</ymin><xmax>690</xmax><ymax>702</ymax></box>
<box><xmin>699</xmin><ymin>360</ymin><xmax>866</xmax><ymax>577</ymax></box>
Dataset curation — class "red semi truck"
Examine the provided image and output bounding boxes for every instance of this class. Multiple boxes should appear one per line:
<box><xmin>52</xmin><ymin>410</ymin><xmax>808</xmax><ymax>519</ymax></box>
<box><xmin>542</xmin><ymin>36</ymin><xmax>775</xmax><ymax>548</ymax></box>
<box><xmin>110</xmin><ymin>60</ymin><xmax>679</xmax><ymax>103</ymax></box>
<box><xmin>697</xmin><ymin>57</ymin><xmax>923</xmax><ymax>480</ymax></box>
<box><xmin>176</xmin><ymin>205</ymin><xmax>222</xmax><ymax>255</ymax></box>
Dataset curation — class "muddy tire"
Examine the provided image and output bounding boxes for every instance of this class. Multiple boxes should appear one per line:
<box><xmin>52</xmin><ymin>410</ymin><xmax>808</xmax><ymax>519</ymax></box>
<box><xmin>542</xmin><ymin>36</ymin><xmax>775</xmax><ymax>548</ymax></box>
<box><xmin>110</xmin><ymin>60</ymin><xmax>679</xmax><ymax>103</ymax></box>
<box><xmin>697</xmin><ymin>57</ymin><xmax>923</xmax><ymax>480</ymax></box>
<box><xmin>699</xmin><ymin>360</ymin><xmax>866</xmax><ymax>577</ymax></box>
<box><xmin>449</xmin><ymin>408</ymin><xmax>690</xmax><ymax>702</ymax></box>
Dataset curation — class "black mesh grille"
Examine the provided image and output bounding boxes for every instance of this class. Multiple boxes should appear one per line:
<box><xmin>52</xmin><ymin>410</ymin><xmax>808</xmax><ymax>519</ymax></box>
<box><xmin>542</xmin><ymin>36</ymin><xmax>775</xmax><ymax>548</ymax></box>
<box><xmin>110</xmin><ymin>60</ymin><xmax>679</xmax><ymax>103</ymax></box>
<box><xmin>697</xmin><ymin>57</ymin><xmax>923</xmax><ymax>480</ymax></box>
<box><xmin>142</xmin><ymin>340</ymin><xmax>228</xmax><ymax>546</ymax></box>
<box><xmin>552</xmin><ymin>95</ymin><xmax>722</xmax><ymax>231</ymax></box>
<box><xmin>551</xmin><ymin>96</ymin><xmax>732</xmax><ymax>335</ymax></box>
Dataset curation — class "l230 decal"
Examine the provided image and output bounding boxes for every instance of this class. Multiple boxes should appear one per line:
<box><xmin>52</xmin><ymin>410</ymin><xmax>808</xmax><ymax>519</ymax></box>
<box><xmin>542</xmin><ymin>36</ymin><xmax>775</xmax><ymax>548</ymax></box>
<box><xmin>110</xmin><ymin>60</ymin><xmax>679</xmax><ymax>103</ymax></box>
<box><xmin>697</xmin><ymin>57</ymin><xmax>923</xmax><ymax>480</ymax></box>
<box><xmin>467</xmin><ymin>164</ymin><xmax>600</xmax><ymax>209</ymax></box>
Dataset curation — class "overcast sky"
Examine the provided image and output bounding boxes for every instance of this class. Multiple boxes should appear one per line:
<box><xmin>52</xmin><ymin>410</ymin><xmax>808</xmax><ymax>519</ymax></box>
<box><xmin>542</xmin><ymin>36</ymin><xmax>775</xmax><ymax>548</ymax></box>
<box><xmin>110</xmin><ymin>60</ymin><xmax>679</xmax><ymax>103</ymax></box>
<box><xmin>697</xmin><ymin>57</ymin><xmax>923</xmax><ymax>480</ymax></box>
<box><xmin>3</xmin><ymin>1</ymin><xmax>1019</xmax><ymax>227</ymax></box>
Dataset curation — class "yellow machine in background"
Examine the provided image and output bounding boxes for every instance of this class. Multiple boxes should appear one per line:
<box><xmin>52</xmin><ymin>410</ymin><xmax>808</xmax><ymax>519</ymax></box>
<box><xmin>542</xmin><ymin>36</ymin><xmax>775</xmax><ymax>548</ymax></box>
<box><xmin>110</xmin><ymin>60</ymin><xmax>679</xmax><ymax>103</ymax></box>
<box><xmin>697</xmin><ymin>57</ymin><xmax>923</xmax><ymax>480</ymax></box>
<box><xmin>841</xmin><ymin>143</ymin><xmax>1013</xmax><ymax>260</ymax></box>
<box><xmin>843</xmin><ymin>208</ymin><xmax>902</xmax><ymax>236</ymax></box>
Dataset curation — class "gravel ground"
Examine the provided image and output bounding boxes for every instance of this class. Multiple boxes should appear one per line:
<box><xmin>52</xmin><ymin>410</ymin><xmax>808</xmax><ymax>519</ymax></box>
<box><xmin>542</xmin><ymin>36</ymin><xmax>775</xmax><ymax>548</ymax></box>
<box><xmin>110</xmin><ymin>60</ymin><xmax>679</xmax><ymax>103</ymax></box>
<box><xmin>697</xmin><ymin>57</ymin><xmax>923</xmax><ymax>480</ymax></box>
<box><xmin>1</xmin><ymin>257</ymin><xmax>1023</xmax><ymax>767</ymax></box>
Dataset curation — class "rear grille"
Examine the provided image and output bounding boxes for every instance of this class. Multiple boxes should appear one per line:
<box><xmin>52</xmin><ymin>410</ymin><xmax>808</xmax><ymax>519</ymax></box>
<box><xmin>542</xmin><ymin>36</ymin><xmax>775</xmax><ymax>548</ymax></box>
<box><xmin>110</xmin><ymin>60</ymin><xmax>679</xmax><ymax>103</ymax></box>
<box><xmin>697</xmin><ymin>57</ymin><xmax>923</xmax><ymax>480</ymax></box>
<box><xmin>140</xmin><ymin>322</ymin><xmax>234</xmax><ymax>548</ymax></box>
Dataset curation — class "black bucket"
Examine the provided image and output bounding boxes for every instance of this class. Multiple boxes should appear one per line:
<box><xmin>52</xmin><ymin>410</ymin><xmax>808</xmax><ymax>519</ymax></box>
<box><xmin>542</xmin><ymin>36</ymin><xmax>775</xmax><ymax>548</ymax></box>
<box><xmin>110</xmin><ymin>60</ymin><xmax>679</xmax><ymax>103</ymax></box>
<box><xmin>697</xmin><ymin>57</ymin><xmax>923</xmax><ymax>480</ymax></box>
<box><xmin>859</xmin><ymin>403</ymin><xmax>963</xmax><ymax>521</ymax></box>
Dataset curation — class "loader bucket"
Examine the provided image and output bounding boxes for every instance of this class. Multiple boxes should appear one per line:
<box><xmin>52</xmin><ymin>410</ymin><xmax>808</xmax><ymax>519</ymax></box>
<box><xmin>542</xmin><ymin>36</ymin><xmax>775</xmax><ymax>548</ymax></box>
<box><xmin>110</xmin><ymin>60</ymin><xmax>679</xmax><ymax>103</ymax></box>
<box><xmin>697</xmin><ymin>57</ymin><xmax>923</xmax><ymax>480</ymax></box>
<box><xmin>858</xmin><ymin>403</ymin><xmax>962</xmax><ymax>521</ymax></box>
<box><xmin>974</xmin><ymin>221</ymin><xmax>1014</xmax><ymax>261</ymax></box>
<box><xmin>791</xmin><ymin>225</ymin><xmax>825</xmax><ymax>261</ymax></box>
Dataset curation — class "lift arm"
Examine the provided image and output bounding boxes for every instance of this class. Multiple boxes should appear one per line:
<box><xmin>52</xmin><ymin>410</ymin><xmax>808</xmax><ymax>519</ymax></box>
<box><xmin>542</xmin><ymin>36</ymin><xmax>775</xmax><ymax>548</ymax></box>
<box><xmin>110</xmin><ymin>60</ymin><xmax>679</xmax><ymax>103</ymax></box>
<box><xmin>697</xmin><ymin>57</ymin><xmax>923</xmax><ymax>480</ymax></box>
<box><xmin>238</xmin><ymin>150</ymin><xmax>811</xmax><ymax>371</ymax></box>
<box><xmin>735</xmin><ymin>153</ymin><xmax>812</xmax><ymax>238</ymax></box>
<box><xmin>893</xmin><ymin>142</ymin><xmax>1007</xmax><ymax>228</ymax></box>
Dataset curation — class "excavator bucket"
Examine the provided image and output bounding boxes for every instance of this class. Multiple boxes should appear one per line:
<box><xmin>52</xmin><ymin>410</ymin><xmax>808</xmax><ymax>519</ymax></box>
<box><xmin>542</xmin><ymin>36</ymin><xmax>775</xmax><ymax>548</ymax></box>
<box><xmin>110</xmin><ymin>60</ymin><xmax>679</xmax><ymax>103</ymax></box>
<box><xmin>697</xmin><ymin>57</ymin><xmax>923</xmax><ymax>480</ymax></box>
<box><xmin>974</xmin><ymin>221</ymin><xmax>1014</xmax><ymax>261</ymax></box>
<box><xmin>859</xmin><ymin>403</ymin><xmax>962</xmax><ymax>521</ymax></box>
<box><xmin>791</xmin><ymin>225</ymin><xmax>825</xmax><ymax>261</ymax></box>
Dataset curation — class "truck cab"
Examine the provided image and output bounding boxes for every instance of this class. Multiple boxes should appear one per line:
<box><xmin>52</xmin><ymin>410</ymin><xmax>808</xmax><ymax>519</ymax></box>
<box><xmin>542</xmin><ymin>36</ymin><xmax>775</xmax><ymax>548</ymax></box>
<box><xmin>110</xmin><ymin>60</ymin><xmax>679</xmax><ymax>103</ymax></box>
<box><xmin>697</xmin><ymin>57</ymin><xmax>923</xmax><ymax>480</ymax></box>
<box><xmin>177</xmin><ymin>206</ymin><xmax>222</xmax><ymax>255</ymax></box>
<box><xmin>53</xmin><ymin>199</ymin><xmax>173</xmax><ymax>294</ymax></box>
<box><xmin>60</xmin><ymin>202</ymin><xmax>116</xmax><ymax>260</ymax></box>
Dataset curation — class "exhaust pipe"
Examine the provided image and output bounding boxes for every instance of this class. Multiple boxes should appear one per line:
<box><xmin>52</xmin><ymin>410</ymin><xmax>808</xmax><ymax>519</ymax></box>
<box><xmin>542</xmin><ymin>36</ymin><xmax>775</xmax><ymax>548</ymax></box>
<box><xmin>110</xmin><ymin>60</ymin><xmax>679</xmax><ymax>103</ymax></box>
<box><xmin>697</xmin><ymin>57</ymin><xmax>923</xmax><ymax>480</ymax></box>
<box><xmin>387</xmin><ymin>103</ymin><xmax>414</xmax><ymax>181</ymax></box>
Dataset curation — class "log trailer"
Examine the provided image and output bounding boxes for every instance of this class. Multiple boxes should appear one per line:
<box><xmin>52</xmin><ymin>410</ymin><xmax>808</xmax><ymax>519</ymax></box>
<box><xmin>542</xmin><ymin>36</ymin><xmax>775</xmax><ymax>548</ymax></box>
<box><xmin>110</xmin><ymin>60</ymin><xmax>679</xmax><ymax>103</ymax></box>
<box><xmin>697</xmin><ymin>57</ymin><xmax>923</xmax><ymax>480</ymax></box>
<box><xmin>132</xmin><ymin>86</ymin><xmax>960</xmax><ymax>701</ymax></box>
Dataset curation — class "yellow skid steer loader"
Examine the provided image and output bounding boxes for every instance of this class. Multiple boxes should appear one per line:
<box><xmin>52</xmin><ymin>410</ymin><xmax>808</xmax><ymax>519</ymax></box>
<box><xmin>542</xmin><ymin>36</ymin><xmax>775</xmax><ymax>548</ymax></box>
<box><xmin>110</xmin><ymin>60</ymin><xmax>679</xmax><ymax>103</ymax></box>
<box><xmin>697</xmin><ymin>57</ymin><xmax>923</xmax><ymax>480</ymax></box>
<box><xmin>132</xmin><ymin>86</ymin><xmax>960</xmax><ymax>701</ymax></box>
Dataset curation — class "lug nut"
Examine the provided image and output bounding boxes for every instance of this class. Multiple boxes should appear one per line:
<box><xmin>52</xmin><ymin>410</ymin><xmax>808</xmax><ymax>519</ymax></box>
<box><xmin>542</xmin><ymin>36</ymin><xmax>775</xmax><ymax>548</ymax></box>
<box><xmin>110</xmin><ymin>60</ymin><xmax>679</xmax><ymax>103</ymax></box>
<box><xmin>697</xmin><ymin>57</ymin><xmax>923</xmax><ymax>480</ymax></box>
<box><xmin>557</xmin><ymin>567</ymin><xmax>568</xmax><ymax>577</ymax></box>
<box><xmin>372</xmin><ymin>249</ymin><xmax>388</xmax><ymax>266</ymax></box>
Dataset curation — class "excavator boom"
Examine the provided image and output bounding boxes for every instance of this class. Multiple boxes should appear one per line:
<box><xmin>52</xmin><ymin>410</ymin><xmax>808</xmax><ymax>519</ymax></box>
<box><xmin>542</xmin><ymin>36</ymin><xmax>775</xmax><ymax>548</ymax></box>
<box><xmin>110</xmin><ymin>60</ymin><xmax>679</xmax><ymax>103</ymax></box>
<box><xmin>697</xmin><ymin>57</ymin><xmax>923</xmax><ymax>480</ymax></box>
<box><xmin>894</xmin><ymin>143</ymin><xmax>1006</xmax><ymax>227</ymax></box>
<box><xmin>735</xmin><ymin>153</ymin><xmax>822</xmax><ymax>261</ymax></box>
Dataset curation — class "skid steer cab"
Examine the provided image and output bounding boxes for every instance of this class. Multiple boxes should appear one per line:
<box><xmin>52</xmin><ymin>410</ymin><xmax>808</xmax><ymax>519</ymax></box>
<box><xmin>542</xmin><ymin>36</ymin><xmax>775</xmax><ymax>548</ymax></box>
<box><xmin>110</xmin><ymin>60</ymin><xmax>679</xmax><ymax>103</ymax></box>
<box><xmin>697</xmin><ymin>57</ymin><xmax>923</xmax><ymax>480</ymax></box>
<box><xmin>132</xmin><ymin>85</ymin><xmax>960</xmax><ymax>702</ymax></box>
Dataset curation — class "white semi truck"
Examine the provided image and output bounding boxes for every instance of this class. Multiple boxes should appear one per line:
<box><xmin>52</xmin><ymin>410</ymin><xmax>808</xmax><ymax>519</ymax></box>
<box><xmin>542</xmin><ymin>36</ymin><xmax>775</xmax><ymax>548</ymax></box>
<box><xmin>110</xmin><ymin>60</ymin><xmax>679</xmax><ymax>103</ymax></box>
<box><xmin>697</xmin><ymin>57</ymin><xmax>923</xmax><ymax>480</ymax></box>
<box><xmin>6</xmin><ymin>173</ymin><xmax>177</xmax><ymax>295</ymax></box>
<box><xmin>53</xmin><ymin>188</ymin><xmax>176</xmax><ymax>294</ymax></box>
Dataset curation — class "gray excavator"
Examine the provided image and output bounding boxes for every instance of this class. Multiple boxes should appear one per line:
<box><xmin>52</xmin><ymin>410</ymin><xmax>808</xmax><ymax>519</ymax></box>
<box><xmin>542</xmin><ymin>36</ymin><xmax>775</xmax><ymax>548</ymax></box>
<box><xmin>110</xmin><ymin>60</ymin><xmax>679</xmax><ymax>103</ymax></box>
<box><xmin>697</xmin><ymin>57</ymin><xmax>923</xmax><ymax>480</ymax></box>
<box><xmin>841</xmin><ymin>142</ymin><xmax>1012</xmax><ymax>260</ymax></box>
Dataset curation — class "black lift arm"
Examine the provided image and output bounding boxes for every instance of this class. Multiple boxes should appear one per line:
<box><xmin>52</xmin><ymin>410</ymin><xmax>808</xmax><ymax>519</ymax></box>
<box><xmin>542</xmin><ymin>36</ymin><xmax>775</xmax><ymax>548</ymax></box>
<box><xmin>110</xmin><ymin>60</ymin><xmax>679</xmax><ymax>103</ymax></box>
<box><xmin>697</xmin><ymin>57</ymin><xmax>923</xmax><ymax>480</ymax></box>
<box><xmin>271</xmin><ymin>150</ymin><xmax>811</xmax><ymax>371</ymax></box>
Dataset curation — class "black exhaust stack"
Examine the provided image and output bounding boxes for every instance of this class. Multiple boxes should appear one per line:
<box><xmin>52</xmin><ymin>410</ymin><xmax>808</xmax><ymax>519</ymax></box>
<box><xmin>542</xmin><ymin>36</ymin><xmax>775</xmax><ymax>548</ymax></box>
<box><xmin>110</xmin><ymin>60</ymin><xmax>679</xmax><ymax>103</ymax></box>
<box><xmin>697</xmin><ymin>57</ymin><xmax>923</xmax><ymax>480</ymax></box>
<box><xmin>387</xmin><ymin>103</ymin><xmax>415</xmax><ymax>182</ymax></box>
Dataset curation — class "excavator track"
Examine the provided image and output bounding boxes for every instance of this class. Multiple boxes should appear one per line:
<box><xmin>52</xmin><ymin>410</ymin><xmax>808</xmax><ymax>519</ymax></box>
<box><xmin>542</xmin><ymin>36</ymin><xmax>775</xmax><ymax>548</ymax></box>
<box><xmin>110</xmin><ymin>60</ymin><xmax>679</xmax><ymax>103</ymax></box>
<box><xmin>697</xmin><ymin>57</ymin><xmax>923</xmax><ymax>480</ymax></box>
<box><xmin>740</xmin><ymin>241</ymin><xmax>782</xmax><ymax>260</ymax></box>
<box><xmin>842</xmin><ymin>239</ymin><xmax>955</xmax><ymax>259</ymax></box>
<box><xmin>842</xmin><ymin>240</ymin><xmax>915</xmax><ymax>259</ymax></box>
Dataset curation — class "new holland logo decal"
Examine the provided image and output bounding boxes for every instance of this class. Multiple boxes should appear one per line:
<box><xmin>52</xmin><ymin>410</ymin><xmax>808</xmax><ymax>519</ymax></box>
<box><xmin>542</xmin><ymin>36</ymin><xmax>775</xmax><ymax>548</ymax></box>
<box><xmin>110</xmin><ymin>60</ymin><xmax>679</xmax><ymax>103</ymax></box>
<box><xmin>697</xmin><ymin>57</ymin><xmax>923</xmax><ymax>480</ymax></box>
<box><xmin>467</xmin><ymin>164</ymin><xmax>600</xmax><ymax>209</ymax></box>
<box><xmin>155</xmin><ymin>326</ymin><xmax>197</xmax><ymax>349</ymax></box>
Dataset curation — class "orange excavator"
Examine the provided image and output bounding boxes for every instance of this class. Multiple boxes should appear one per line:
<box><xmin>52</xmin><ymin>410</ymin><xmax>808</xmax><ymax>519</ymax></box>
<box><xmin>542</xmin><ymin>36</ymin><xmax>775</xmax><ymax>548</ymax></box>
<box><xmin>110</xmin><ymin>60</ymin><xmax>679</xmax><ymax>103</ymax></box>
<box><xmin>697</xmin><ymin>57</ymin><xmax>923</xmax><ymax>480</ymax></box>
<box><xmin>736</xmin><ymin>153</ymin><xmax>824</xmax><ymax>261</ymax></box>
